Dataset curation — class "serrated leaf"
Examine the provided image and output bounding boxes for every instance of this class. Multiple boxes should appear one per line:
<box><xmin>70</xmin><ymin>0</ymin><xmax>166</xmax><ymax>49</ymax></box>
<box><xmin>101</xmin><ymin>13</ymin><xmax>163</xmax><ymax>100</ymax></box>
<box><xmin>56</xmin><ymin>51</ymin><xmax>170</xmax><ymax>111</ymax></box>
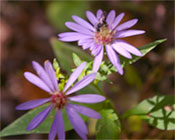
<box><xmin>96</xmin><ymin>109</ymin><xmax>121</xmax><ymax>139</ymax></box>
<box><xmin>51</xmin><ymin>38</ymin><xmax>92</xmax><ymax>74</ymax></box>
<box><xmin>123</xmin><ymin>95</ymin><xmax>175</xmax><ymax>130</ymax></box>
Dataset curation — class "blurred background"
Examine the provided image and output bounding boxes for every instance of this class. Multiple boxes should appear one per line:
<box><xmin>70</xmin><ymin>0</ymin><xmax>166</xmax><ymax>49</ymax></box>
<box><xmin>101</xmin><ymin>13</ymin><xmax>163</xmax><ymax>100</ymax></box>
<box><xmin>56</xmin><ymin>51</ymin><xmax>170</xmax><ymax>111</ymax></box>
<box><xmin>0</xmin><ymin>1</ymin><xmax>174</xmax><ymax>139</ymax></box>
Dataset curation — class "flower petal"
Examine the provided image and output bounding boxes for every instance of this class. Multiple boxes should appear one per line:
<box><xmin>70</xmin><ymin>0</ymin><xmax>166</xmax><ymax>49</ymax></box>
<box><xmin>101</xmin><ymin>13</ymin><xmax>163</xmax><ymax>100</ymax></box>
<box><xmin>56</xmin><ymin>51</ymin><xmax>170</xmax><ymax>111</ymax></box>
<box><xmin>16</xmin><ymin>98</ymin><xmax>51</xmax><ymax>110</ymax></box>
<box><xmin>106</xmin><ymin>45</ymin><xmax>123</xmax><ymax>75</ymax></box>
<box><xmin>116</xmin><ymin>19</ymin><xmax>138</xmax><ymax>31</ymax></box>
<box><xmin>49</xmin><ymin>111</ymin><xmax>65</xmax><ymax>140</ymax></box>
<box><xmin>49</xmin><ymin>113</ymin><xmax>58</xmax><ymax>140</ymax></box>
<box><xmin>27</xmin><ymin>104</ymin><xmax>53</xmax><ymax>131</ymax></box>
<box><xmin>72</xmin><ymin>15</ymin><xmax>95</xmax><ymax>32</ymax></box>
<box><xmin>59</xmin><ymin>32</ymin><xmax>92</xmax><ymax>42</ymax></box>
<box><xmin>66</xmin><ymin>105</ymin><xmax>88</xmax><ymax>135</ymax></box>
<box><xmin>57</xmin><ymin>110</ymin><xmax>65</xmax><ymax>140</ymax></box>
<box><xmin>69</xmin><ymin>104</ymin><xmax>101</xmax><ymax>119</ymax></box>
<box><xmin>63</xmin><ymin>62</ymin><xmax>86</xmax><ymax>92</ymax></box>
<box><xmin>112</xmin><ymin>12</ymin><xmax>125</xmax><ymax>29</ymax></box>
<box><xmin>112</xmin><ymin>43</ymin><xmax>132</xmax><ymax>59</ymax></box>
<box><xmin>114</xmin><ymin>39</ymin><xmax>142</xmax><ymax>56</ymax></box>
<box><xmin>86</xmin><ymin>10</ymin><xmax>98</xmax><ymax>25</ymax></box>
<box><xmin>78</xmin><ymin>38</ymin><xmax>94</xmax><ymax>50</ymax></box>
<box><xmin>65</xmin><ymin>22</ymin><xmax>93</xmax><ymax>35</ymax></box>
<box><xmin>115</xmin><ymin>29</ymin><xmax>145</xmax><ymax>38</ymax></box>
<box><xmin>93</xmin><ymin>47</ymin><xmax>104</xmax><ymax>72</ymax></box>
<box><xmin>91</xmin><ymin>44</ymin><xmax>102</xmax><ymax>56</ymax></box>
<box><xmin>66</xmin><ymin>73</ymin><xmax>96</xmax><ymax>95</ymax></box>
<box><xmin>44</xmin><ymin>60</ymin><xmax>58</xmax><ymax>92</ymax></box>
<box><xmin>106</xmin><ymin>10</ymin><xmax>116</xmax><ymax>28</ymax></box>
<box><xmin>24</xmin><ymin>72</ymin><xmax>52</xmax><ymax>93</ymax></box>
<box><xmin>96</xmin><ymin>9</ymin><xmax>103</xmax><ymax>20</ymax></box>
<box><xmin>32</xmin><ymin>61</ymin><xmax>55</xmax><ymax>92</ymax></box>
<box><xmin>68</xmin><ymin>94</ymin><xmax>106</xmax><ymax>104</ymax></box>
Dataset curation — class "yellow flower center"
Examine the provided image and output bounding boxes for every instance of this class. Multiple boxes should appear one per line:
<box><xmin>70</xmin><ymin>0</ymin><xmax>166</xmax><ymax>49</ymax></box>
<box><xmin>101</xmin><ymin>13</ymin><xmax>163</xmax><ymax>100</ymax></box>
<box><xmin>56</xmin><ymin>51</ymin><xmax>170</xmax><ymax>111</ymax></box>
<box><xmin>94</xmin><ymin>25</ymin><xmax>115</xmax><ymax>45</ymax></box>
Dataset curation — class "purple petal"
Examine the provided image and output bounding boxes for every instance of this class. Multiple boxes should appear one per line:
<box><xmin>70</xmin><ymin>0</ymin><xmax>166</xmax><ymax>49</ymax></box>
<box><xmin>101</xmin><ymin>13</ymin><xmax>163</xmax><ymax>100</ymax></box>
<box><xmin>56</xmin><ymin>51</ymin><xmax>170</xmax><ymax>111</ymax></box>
<box><xmin>112</xmin><ymin>12</ymin><xmax>125</xmax><ymax>29</ymax></box>
<box><xmin>69</xmin><ymin>104</ymin><xmax>101</xmax><ymax>119</ymax></box>
<box><xmin>24</xmin><ymin>72</ymin><xmax>52</xmax><ymax>93</ymax></box>
<box><xmin>115</xmin><ymin>29</ymin><xmax>145</xmax><ymax>38</ymax></box>
<box><xmin>32</xmin><ymin>61</ymin><xmax>55</xmax><ymax>92</ymax></box>
<box><xmin>86</xmin><ymin>11</ymin><xmax>98</xmax><ymax>25</ymax></box>
<box><xmin>57</xmin><ymin>110</ymin><xmax>65</xmax><ymax>140</ymax></box>
<box><xmin>78</xmin><ymin>39</ymin><xmax>94</xmax><ymax>50</ymax></box>
<box><xmin>91</xmin><ymin>44</ymin><xmax>102</xmax><ymax>56</ymax></box>
<box><xmin>83</xmin><ymin>42</ymin><xmax>96</xmax><ymax>50</ymax></box>
<box><xmin>112</xmin><ymin>43</ymin><xmax>132</xmax><ymax>59</ymax></box>
<box><xmin>68</xmin><ymin>94</ymin><xmax>106</xmax><ymax>104</ymax></box>
<box><xmin>106</xmin><ymin>45</ymin><xmax>123</xmax><ymax>75</ymax></box>
<box><xmin>72</xmin><ymin>15</ymin><xmax>95</xmax><ymax>32</ymax></box>
<box><xmin>66</xmin><ymin>105</ymin><xmax>88</xmax><ymax>136</ymax></box>
<box><xmin>16</xmin><ymin>98</ymin><xmax>51</xmax><ymax>110</ymax></box>
<box><xmin>106</xmin><ymin>10</ymin><xmax>116</xmax><ymax>28</ymax></box>
<box><xmin>27</xmin><ymin>104</ymin><xmax>53</xmax><ymax>131</ymax></box>
<box><xmin>44</xmin><ymin>60</ymin><xmax>58</xmax><ymax>92</ymax></box>
<box><xmin>66</xmin><ymin>73</ymin><xmax>96</xmax><ymax>95</ymax></box>
<box><xmin>49</xmin><ymin>110</ymin><xmax>65</xmax><ymax>140</ymax></box>
<box><xmin>59</xmin><ymin>32</ymin><xmax>92</xmax><ymax>42</ymax></box>
<box><xmin>114</xmin><ymin>40</ymin><xmax>142</xmax><ymax>56</ymax></box>
<box><xmin>96</xmin><ymin>9</ymin><xmax>103</xmax><ymax>20</ymax></box>
<box><xmin>116</xmin><ymin>19</ymin><xmax>138</xmax><ymax>31</ymax></box>
<box><xmin>93</xmin><ymin>47</ymin><xmax>104</xmax><ymax>72</ymax></box>
<box><xmin>63</xmin><ymin>62</ymin><xmax>86</xmax><ymax>92</ymax></box>
<box><xmin>65</xmin><ymin>22</ymin><xmax>93</xmax><ymax>35</ymax></box>
<box><xmin>49</xmin><ymin>112</ymin><xmax>57</xmax><ymax>140</ymax></box>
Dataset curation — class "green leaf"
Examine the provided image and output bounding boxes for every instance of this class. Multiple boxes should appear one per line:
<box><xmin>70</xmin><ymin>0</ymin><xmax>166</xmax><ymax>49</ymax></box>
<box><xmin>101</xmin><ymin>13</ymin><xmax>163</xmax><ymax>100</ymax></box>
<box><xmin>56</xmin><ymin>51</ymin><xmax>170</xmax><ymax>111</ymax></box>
<box><xmin>46</xmin><ymin>1</ymin><xmax>88</xmax><ymax>31</ymax></box>
<box><xmin>0</xmin><ymin>103</ymin><xmax>75</xmax><ymax>137</ymax></box>
<box><xmin>72</xmin><ymin>53</ymin><xmax>82</xmax><ymax>67</ymax></box>
<box><xmin>123</xmin><ymin>95</ymin><xmax>175</xmax><ymax>130</ymax></box>
<box><xmin>111</xmin><ymin>39</ymin><xmax>167</xmax><ymax>71</ymax></box>
<box><xmin>51</xmin><ymin>38</ymin><xmax>92</xmax><ymax>74</ymax></box>
<box><xmin>96</xmin><ymin>109</ymin><xmax>121</xmax><ymax>139</ymax></box>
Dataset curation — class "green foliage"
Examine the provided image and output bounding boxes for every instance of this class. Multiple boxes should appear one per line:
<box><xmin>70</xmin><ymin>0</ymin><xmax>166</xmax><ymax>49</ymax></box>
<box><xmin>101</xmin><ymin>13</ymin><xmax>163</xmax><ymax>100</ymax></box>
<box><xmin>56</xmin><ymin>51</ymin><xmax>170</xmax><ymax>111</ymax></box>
<box><xmin>72</xmin><ymin>53</ymin><xmax>82</xmax><ymax>67</ymax></box>
<box><xmin>123</xmin><ymin>95</ymin><xmax>175</xmax><ymax>130</ymax></box>
<box><xmin>51</xmin><ymin>38</ymin><xmax>101</xmax><ymax>94</ymax></box>
<box><xmin>46</xmin><ymin>1</ymin><xmax>88</xmax><ymax>31</ymax></box>
<box><xmin>51</xmin><ymin>38</ymin><xmax>92</xmax><ymax>74</ymax></box>
<box><xmin>96</xmin><ymin>109</ymin><xmax>121</xmax><ymax>139</ymax></box>
<box><xmin>0</xmin><ymin>38</ymin><xmax>168</xmax><ymax>138</ymax></box>
<box><xmin>0</xmin><ymin>104</ymin><xmax>73</xmax><ymax>137</ymax></box>
<box><xmin>111</xmin><ymin>39</ymin><xmax>167</xmax><ymax>72</ymax></box>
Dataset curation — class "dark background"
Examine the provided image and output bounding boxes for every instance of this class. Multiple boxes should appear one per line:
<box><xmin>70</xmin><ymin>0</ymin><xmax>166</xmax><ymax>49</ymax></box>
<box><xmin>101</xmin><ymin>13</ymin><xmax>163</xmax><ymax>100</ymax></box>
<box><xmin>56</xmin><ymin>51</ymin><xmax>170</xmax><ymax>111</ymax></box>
<box><xmin>1</xmin><ymin>1</ymin><xmax>174</xmax><ymax>139</ymax></box>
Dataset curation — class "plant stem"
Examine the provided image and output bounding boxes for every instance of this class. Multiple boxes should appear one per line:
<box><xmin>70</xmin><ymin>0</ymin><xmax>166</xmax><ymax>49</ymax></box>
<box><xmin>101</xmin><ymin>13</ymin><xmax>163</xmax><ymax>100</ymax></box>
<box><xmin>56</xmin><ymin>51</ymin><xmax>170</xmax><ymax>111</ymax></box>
<box><xmin>92</xmin><ymin>83</ymin><xmax>105</xmax><ymax>96</ymax></box>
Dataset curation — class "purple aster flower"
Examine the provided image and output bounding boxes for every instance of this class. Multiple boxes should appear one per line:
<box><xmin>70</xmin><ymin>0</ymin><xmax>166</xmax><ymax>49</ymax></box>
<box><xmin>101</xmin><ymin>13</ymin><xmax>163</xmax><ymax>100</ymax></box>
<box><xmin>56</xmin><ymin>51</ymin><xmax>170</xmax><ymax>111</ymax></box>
<box><xmin>58</xmin><ymin>9</ymin><xmax>145</xmax><ymax>75</ymax></box>
<box><xmin>16</xmin><ymin>60</ymin><xmax>105</xmax><ymax>140</ymax></box>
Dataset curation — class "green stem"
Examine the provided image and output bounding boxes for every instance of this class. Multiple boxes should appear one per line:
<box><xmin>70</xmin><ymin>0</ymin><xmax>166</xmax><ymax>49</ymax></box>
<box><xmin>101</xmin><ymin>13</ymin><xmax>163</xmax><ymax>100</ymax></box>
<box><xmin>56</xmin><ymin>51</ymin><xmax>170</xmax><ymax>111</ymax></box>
<box><xmin>92</xmin><ymin>83</ymin><xmax>105</xmax><ymax>96</ymax></box>
<box><xmin>92</xmin><ymin>82</ymin><xmax>116</xmax><ymax>110</ymax></box>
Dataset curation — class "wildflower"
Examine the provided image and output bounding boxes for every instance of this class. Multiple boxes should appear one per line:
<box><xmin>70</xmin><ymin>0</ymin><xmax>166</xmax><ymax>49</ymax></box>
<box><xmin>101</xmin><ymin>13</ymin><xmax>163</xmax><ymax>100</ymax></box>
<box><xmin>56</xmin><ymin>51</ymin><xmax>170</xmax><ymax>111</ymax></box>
<box><xmin>58</xmin><ymin>9</ymin><xmax>145</xmax><ymax>75</ymax></box>
<box><xmin>16</xmin><ymin>60</ymin><xmax>105</xmax><ymax>140</ymax></box>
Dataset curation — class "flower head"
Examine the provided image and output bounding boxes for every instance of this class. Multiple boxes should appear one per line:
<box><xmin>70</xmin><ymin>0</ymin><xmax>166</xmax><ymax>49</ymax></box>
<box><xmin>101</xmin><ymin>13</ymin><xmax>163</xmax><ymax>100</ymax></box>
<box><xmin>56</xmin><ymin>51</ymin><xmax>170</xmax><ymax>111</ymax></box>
<box><xmin>58</xmin><ymin>9</ymin><xmax>145</xmax><ymax>75</ymax></box>
<box><xmin>16</xmin><ymin>60</ymin><xmax>105</xmax><ymax>140</ymax></box>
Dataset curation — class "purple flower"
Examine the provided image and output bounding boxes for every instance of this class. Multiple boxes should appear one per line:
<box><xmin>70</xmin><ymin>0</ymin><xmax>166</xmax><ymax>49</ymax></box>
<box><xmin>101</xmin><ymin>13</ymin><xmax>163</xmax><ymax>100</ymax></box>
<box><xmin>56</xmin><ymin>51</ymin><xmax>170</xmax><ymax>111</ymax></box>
<box><xmin>16</xmin><ymin>60</ymin><xmax>105</xmax><ymax>140</ymax></box>
<box><xmin>58</xmin><ymin>9</ymin><xmax>145</xmax><ymax>75</ymax></box>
